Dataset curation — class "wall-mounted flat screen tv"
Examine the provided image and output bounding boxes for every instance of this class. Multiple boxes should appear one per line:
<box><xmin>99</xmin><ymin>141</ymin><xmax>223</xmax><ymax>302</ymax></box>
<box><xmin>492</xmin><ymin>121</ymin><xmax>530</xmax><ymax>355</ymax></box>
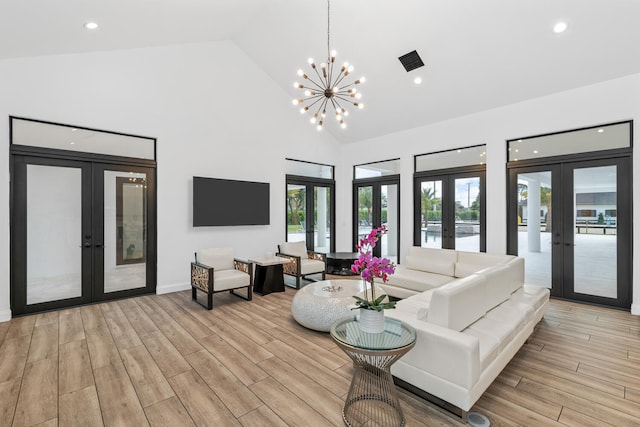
<box><xmin>193</xmin><ymin>176</ymin><xmax>270</xmax><ymax>226</ymax></box>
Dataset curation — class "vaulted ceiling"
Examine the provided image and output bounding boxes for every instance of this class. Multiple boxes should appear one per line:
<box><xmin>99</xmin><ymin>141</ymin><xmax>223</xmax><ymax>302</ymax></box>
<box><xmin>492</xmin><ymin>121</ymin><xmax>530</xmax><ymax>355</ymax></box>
<box><xmin>2</xmin><ymin>0</ymin><xmax>639</xmax><ymax>143</ymax></box>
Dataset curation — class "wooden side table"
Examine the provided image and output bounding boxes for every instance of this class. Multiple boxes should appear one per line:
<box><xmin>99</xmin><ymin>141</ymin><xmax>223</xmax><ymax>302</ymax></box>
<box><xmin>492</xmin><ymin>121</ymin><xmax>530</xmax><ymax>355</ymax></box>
<box><xmin>331</xmin><ymin>316</ymin><xmax>416</xmax><ymax>427</ymax></box>
<box><xmin>249</xmin><ymin>256</ymin><xmax>291</xmax><ymax>295</ymax></box>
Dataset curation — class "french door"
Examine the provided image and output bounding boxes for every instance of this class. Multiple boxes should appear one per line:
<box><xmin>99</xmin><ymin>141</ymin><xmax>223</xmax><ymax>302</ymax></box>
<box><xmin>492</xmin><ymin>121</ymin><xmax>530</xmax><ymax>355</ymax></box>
<box><xmin>286</xmin><ymin>176</ymin><xmax>335</xmax><ymax>253</ymax></box>
<box><xmin>507</xmin><ymin>157</ymin><xmax>631</xmax><ymax>308</ymax></box>
<box><xmin>414</xmin><ymin>169</ymin><xmax>486</xmax><ymax>252</ymax></box>
<box><xmin>353</xmin><ymin>177</ymin><xmax>400</xmax><ymax>262</ymax></box>
<box><xmin>11</xmin><ymin>155</ymin><xmax>156</xmax><ymax>315</ymax></box>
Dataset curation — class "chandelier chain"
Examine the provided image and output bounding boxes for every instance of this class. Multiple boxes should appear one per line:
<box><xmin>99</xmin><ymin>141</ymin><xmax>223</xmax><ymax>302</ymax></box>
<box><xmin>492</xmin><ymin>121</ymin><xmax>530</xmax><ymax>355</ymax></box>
<box><xmin>327</xmin><ymin>0</ymin><xmax>331</xmax><ymax>59</ymax></box>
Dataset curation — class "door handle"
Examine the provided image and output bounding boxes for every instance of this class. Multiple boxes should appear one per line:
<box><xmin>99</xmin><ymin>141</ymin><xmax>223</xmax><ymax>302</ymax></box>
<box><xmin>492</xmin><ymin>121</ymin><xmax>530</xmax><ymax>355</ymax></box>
<box><xmin>83</xmin><ymin>242</ymin><xmax>91</xmax><ymax>248</ymax></box>
<box><xmin>564</xmin><ymin>243</ymin><xmax>576</xmax><ymax>247</ymax></box>
<box><xmin>95</xmin><ymin>244</ymin><xmax>104</xmax><ymax>248</ymax></box>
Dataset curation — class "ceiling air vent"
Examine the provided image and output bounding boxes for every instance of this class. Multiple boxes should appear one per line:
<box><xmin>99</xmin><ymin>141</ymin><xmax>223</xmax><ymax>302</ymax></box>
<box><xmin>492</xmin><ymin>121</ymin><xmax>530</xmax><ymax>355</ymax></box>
<box><xmin>398</xmin><ymin>50</ymin><xmax>424</xmax><ymax>72</ymax></box>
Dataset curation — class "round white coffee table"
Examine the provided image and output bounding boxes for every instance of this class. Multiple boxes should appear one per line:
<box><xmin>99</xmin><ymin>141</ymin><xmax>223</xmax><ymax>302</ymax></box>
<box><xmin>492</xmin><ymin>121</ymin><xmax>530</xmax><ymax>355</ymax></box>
<box><xmin>291</xmin><ymin>279</ymin><xmax>388</xmax><ymax>332</ymax></box>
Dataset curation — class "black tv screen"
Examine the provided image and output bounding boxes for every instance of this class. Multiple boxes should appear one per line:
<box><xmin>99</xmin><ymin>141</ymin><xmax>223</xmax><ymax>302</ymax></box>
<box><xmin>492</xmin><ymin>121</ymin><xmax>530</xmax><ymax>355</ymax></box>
<box><xmin>193</xmin><ymin>177</ymin><xmax>270</xmax><ymax>226</ymax></box>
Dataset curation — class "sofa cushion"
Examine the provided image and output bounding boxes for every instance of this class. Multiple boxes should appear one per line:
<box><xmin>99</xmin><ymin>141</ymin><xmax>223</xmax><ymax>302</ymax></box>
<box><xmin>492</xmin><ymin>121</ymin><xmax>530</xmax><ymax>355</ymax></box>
<box><xmin>279</xmin><ymin>241</ymin><xmax>308</xmax><ymax>258</ymax></box>
<box><xmin>511</xmin><ymin>285</ymin><xmax>550</xmax><ymax>311</ymax></box>
<box><xmin>198</xmin><ymin>247</ymin><xmax>235</xmax><ymax>271</ymax></box>
<box><xmin>466</xmin><ymin>316</ymin><xmax>521</xmax><ymax>353</ymax></box>
<box><xmin>455</xmin><ymin>251</ymin><xmax>515</xmax><ymax>278</ymax></box>
<box><xmin>385</xmin><ymin>265</ymin><xmax>454</xmax><ymax>293</ymax></box>
<box><xmin>396</xmin><ymin>290</ymin><xmax>434</xmax><ymax>321</ymax></box>
<box><xmin>213</xmin><ymin>269</ymin><xmax>250</xmax><ymax>291</ymax></box>
<box><xmin>427</xmin><ymin>274</ymin><xmax>488</xmax><ymax>331</ymax></box>
<box><xmin>462</xmin><ymin>327</ymin><xmax>500</xmax><ymax>371</ymax></box>
<box><xmin>405</xmin><ymin>247</ymin><xmax>458</xmax><ymax>277</ymax></box>
<box><xmin>300</xmin><ymin>258</ymin><xmax>325</xmax><ymax>275</ymax></box>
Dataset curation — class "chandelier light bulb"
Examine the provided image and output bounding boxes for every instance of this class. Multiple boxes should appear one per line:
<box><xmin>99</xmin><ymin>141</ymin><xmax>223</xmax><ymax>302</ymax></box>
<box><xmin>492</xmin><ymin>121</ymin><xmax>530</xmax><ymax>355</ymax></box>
<box><xmin>321</xmin><ymin>110</ymin><xmax>326</xmax><ymax>118</ymax></box>
<box><xmin>340</xmin><ymin>120</ymin><xmax>346</xmax><ymax>129</ymax></box>
<box><xmin>347</xmin><ymin>65</ymin><xmax>354</xmax><ymax>73</ymax></box>
<box><xmin>305</xmin><ymin>90</ymin><xmax>312</xmax><ymax>96</ymax></box>
<box><xmin>300</xmin><ymin>106</ymin><xmax>309</xmax><ymax>114</ymax></box>
<box><xmin>294</xmin><ymin>82</ymin><xmax>302</xmax><ymax>88</ymax></box>
<box><xmin>292</xmin><ymin>99</ymin><xmax>299</xmax><ymax>105</ymax></box>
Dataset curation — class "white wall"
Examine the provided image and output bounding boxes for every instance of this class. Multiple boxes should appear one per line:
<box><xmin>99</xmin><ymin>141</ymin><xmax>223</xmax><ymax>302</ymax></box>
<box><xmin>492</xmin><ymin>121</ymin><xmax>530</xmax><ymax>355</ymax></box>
<box><xmin>340</xmin><ymin>73</ymin><xmax>640</xmax><ymax>313</ymax></box>
<box><xmin>1</xmin><ymin>41</ymin><xmax>639</xmax><ymax>320</ymax></box>
<box><xmin>0</xmin><ymin>40</ymin><xmax>341</xmax><ymax>320</ymax></box>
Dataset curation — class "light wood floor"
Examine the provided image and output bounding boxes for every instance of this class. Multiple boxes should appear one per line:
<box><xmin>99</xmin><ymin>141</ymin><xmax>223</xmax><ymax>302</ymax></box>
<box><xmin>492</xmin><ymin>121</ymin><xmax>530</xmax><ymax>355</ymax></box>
<box><xmin>1</xmin><ymin>286</ymin><xmax>640</xmax><ymax>427</ymax></box>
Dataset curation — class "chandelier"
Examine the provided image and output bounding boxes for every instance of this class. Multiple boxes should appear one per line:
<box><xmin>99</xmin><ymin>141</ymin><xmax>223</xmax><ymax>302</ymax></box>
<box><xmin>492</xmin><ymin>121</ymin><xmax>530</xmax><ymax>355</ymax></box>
<box><xmin>292</xmin><ymin>0</ymin><xmax>364</xmax><ymax>131</ymax></box>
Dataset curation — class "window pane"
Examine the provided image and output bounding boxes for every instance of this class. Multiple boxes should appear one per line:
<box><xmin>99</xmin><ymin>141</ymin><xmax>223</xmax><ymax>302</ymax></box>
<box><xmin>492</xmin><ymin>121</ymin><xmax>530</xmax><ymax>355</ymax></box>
<box><xmin>416</xmin><ymin>146</ymin><xmax>485</xmax><ymax>172</ymax></box>
<box><xmin>12</xmin><ymin>118</ymin><xmax>155</xmax><ymax>160</ymax></box>
<box><xmin>517</xmin><ymin>171</ymin><xmax>552</xmax><ymax>288</ymax></box>
<box><xmin>287</xmin><ymin>184</ymin><xmax>307</xmax><ymax>243</ymax></box>
<box><xmin>355</xmin><ymin>159</ymin><xmax>400</xmax><ymax>179</ymax></box>
<box><xmin>286</xmin><ymin>159</ymin><xmax>333</xmax><ymax>179</ymax></box>
<box><xmin>419</xmin><ymin>180</ymin><xmax>443</xmax><ymax>249</ymax></box>
<box><xmin>508</xmin><ymin>122</ymin><xmax>630</xmax><ymax>162</ymax></box>
<box><xmin>454</xmin><ymin>177</ymin><xmax>481</xmax><ymax>252</ymax></box>
<box><xmin>27</xmin><ymin>165</ymin><xmax>82</xmax><ymax>304</ymax></box>
<box><xmin>314</xmin><ymin>186</ymin><xmax>331</xmax><ymax>253</ymax></box>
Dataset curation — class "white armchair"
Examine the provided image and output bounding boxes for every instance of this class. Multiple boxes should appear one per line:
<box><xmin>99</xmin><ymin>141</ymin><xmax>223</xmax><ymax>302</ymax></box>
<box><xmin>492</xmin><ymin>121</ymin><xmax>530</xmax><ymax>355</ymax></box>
<box><xmin>276</xmin><ymin>241</ymin><xmax>326</xmax><ymax>289</ymax></box>
<box><xmin>190</xmin><ymin>247</ymin><xmax>253</xmax><ymax>310</ymax></box>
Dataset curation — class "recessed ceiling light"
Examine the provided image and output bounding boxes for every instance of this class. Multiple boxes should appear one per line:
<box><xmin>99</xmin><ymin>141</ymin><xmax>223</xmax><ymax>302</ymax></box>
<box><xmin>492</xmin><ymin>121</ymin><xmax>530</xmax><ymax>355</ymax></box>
<box><xmin>414</xmin><ymin>77</ymin><xmax>422</xmax><ymax>85</ymax></box>
<box><xmin>533</xmin><ymin>150</ymin><xmax>539</xmax><ymax>154</ymax></box>
<box><xmin>553</xmin><ymin>22</ymin><xmax>567</xmax><ymax>33</ymax></box>
<box><xmin>70</xmin><ymin>141</ymin><xmax>75</xmax><ymax>145</ymax></box>
<box><xmin>598</xmin><ymin>128</ymin><xmax>604</xmax><ymax>133</ymax></box>
<box><xmin>84</xmin><ymin>22</ymin><xmax>99</xmax><ymax>30</ymax></box>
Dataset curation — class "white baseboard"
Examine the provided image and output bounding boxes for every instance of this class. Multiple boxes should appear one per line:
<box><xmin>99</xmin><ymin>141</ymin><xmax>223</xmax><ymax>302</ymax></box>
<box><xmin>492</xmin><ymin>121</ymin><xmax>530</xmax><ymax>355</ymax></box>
<box><xmin>0</xmin><ymin>309</ymin><xmax>12</xmax><ymax>323</ymax></box>
<box><xmin>631</xmin><ymin>303</ymin><xmax>640</xmax><ymax>316</ymax></box>
<box><xmin>156</xmin><ymin>282</ymin><xmax>190</xmax><ymax>295</ymax></box>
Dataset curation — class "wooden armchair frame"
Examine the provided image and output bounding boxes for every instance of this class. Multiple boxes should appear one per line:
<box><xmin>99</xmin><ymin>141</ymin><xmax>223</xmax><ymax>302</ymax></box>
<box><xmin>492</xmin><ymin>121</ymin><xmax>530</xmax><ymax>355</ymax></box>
<box><xmin>275</xmin><ymin>249</ymin><xmax>326</xmax><ymax>289</ymax></box>
<box><xmin>190</xmin><ymin>258</ymin><xmax>253</xmax><ymax>310</ymax></box>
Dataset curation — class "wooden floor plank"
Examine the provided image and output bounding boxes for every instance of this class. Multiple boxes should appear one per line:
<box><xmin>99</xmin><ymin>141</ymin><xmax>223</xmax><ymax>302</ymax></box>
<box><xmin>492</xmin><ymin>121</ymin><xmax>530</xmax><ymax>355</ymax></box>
<box><xmin>0</xmin><ymin>335</ymin><xmax>31</xmax><ymax>383</ymax></box>
<box><xmin>198</xmin><ymin>335</ymin><xmax>269</xmax><ymax>386</ymax></box>
<box><xmin>121</xmin><ymin>344</ymin><xmax>175</xmax><ymax>408</ymax></box>
<box><xmin>249</xmin><ymin>377</ymin><xmax>335</xmax><ymax>427</ymax></box>
<box><xmin>59</xmin><ymin>339</ymin><xmax>94</xmax><ymax>395</ymax></box>
<box><xmin>1</xmin><ymin>293</ymin><xmax>640</xmax><ymax>426</ymax></box>
<box><xmin>258</xmin><ymin>356</ymin><xmax>346</xmax><ymax>426</ymax></box>
<box><xmin>0</xmin><ymin>379</ymin><xmax>21</xmax><ymax>427</ymax></box>
<box><xmin>93</xmin><ymin>362</ymin><xmax>149</xmax><ymax>427</ymax></box>
<box><xmin>59</xmin><ymin>386</ymin><xmax>104</xmax><ymax>427</ymax></box>
<box><xmin>238</xmin><ymin>405</ymin><xmax>289</xmax><ymax>427</ymax></box>
<box><xmin>185</xmin><ymin>349</ymin><xmax>262</xmax><ymax>417</ymax></box>
<box><xmin>139</xmin><ymin>331</ymin><xmax>192</xmax><ymax>379</ymax></box>
<box><xmin>558</xmin><ymin>406</ymin><xmax>615</xmax><ymax>427</ymax></box>
<box><xmin>168</xmin><ymin>370</ymin><xmax>241</xmax><ymax>426</ymax></box>
<box><xmin>144</xmin><ymin>396</ymin><xmax>195</xmax><ymax>427</ymax></box>
<box><xmin>12</xmin><ymin>358</ymin><xmax>58</xmax><ymax>427</ymax></box>
<box><xmin>59</xmin><ymin>308</ymin><xmax>85</xmax><ymax>344</ymax></box>
<box><xmin>27</xmin><ymin>322</ymin><xmax>59</xmax><ymax>363</ymax></box>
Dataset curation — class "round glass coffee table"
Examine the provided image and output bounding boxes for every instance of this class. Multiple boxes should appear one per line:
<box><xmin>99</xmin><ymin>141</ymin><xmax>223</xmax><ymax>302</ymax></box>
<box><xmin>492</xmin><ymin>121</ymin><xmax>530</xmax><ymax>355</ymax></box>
<box><xmin>331</xmin><ymin>316</ymin><xmax>416</xmax><ymax>427</ymax></box>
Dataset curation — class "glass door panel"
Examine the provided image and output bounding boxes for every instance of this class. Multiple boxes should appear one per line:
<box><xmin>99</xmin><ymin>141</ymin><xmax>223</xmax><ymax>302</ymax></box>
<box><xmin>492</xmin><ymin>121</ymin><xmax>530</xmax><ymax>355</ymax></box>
<box><xmin>454</xmin><ymin>177</ymin><xmax>481</xmax><ymax>252</ymax></box>
<box><xmin>572</xmin><ymin>165</ymin><xmax>617</xmax><ymax>298</ymax></box>
<box><xmin>516</xmin><ymin>171</ymin><xmax>553</xmax><ymax>288</ymax></box>
<box><xmin>357</xmin><ymin>186</ymin><xmax>373</xmax><ymax>242</ymax></box>
<box><xmin>419</xmin><ymin>180</ymin><xmax>442</xmax><ymax>249</ymax></box>
<box><xmin>381</xmin><ymin>184</ymin><xmax>398</xmax><ymax>263</ymax></box>
<box><xmin>314</xmin><ymin>186</ymin><xmax>331</xmax><ymax>253</ymax></box>
<box><xmin>287</xmin><ymin>184</ymin><xmax>307</xmax><ymax>243</ymax></box>
<box><xmin>26</xmin><ymin>164</ymin><xmax>84</xmax><ymax>304</ymax></box>
<box><xmin>103</xmin><ymin>170</ymin><xmax>148</xmax><ymax>293</ymax></box>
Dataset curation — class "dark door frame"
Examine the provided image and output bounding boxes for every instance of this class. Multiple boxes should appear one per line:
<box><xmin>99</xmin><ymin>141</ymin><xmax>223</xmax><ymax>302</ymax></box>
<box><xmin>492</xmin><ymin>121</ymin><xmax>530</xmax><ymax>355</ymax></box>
<box><xmin>352</xmin><ymin>175</ymin><xmax>401</xmax><ymax>257</ymax></box>
<box><xmin>285</xmin><ymin>175</ymin><xmax>336</xmax><ymax>252</ymax></box>
<box><xmin>10</xmin><ymin>147</ymin><xmax>157</xmax><ymax>315</ymax></box>
<box><xmin>506</xmin><ymin>151</ymin><xmax>632</xmax><ymax>309</ymax></box>
<box><xmin>413</xmin><ymin>165</ymin><xmax>486</xmax><ymax>252</ymax></box>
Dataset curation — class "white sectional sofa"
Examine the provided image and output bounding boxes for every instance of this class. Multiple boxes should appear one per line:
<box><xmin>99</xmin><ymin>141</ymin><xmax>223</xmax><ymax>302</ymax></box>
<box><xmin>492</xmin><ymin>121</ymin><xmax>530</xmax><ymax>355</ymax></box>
<box><xmin>384</xmin><ymin>247</ymin><xmax>550</xmax><ymax>415</ymax></box>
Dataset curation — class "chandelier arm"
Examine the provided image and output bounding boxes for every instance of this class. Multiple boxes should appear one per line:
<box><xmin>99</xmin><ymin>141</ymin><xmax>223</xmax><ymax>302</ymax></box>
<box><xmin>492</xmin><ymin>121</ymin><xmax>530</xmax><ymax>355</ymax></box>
<box><xmin>327</xmin><ymin>58</ymin><xmax>334</xmax><ymax>89</ymax></box>
<box><xmin>334</xmin><ymin>95</ymin><xmax>356</xmax><ymax>103</ymax></box>
<box><xmin>333</xmin><ymin>73</ymin><xmax>351</xmax><ymax>87</ymax></box>
<box><xmin>303</xmin><ymin>76</ymin><xmax>327</xmax><ymax>91</ymax></box>
<box><xmin>311</xmin><ymin>66</ymin><xmax>327</xmax><ymax>89</ymax></box>
<box><xmin>305</xmin><ymin>96</ymin><xmax>326</xmax><ymax>111</ymax></box>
